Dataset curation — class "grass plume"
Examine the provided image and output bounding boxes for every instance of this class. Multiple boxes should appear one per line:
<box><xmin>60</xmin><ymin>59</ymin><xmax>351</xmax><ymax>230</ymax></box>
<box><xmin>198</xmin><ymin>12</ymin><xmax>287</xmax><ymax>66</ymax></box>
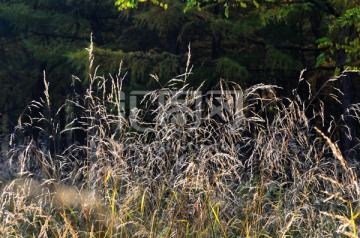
<box><xmin>1</xmin><ymin>43</ymin><xmax>360</xmax><ymax>237</ymax></box>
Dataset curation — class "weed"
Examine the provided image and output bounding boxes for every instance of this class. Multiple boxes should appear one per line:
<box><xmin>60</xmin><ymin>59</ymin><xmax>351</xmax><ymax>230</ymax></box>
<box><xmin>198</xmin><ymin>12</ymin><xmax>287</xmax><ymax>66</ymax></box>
<box><xmin>1</xmin><ymin>40</ymin><xmax>359</xmax><ymax>237</ymax></box>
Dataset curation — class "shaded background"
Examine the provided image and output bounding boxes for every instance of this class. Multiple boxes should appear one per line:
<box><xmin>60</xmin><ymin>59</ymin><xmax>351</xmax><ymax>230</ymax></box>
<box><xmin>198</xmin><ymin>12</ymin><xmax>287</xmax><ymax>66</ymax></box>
<box><xmin>0</xmin><ymin>0</ymin><xmax>359</xmax><ymax>157</ymax></box>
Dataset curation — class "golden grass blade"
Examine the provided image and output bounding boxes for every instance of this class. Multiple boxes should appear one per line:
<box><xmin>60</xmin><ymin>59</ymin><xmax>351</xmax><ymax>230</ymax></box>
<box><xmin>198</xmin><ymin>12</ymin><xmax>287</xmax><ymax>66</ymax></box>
<box><xmin>314</xmin><ymin>127</ymin><xmax>348</xmax><ymax>171</ymax></box>
<box><xmin>60</xmin><ymin>212</ymin><xmax>79</xmax><ymax>238</ymax></box>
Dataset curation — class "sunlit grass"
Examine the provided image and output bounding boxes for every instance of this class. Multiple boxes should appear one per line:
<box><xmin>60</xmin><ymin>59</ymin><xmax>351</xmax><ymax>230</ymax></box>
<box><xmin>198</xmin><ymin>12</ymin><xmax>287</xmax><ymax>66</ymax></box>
<box><xmin>1</xmin><ymin>42</ymin><xmax>359</xmax><ymax>237</ymax></box>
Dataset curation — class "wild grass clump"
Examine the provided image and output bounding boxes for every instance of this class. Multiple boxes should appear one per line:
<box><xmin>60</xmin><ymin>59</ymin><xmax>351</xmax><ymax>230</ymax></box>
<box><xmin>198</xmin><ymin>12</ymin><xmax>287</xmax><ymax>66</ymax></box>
<box><xmin>1</xmin><ymin>41</ymin><xmax>360</xmax><ymax>237</ymax></box>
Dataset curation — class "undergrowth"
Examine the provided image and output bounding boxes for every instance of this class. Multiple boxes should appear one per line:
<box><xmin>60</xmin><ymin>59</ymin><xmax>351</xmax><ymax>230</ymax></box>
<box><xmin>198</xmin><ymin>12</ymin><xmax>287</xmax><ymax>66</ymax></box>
<box><xmin>1</xmin><ymin>41</ymin><xmax>360</xmax><ymax>237</ymax></box>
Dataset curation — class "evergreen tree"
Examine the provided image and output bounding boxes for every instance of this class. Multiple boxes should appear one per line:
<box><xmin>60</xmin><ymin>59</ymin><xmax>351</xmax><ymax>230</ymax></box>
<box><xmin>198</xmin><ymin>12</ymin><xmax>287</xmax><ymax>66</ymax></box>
<box><xmin>0</xmin><ymin>0</ymin><xmax>122</xmax><ymax>152</ymax></box>
<box><xmin>113</xmin><ymin>0</ymin><xmax>360</xmax><ymax>159</ymax></box>
<box><xmin>1</xmin><ymin>0</ymin><xmax>359</xmax><ymax>157</ymax></box>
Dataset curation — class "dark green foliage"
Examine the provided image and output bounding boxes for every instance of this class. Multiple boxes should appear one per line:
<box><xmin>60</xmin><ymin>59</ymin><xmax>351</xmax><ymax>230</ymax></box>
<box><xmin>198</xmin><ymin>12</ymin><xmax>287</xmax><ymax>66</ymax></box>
<box><xmin>1</xmin><ymin>0</ymin><xmax>360</xmax><ymax>157</ymax></box>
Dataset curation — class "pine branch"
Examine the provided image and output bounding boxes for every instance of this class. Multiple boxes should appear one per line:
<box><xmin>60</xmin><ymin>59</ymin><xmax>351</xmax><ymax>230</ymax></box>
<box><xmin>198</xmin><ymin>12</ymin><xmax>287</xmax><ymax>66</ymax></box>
<box><xmin>247</xmin><ymin>37</ymin><xmax>324</xmax><ymax>52</ymax></box>
<box><xmin>307</xmin><ymin>0</ymin><xmax>340</xmax><ymax>17</ymax></box>
<box><xmin>29</xmin><ymin>31</ymin><xmax>89</xmax><ymax>41</ymax></box>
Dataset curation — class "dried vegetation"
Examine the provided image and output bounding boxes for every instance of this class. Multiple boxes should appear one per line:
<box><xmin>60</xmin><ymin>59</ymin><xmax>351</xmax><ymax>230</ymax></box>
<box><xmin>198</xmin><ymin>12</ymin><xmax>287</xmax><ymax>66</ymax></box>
<box><xmin>1</xmin><ymin>43</ymin><xmax>360</xmax><ymax>237</ymax></box>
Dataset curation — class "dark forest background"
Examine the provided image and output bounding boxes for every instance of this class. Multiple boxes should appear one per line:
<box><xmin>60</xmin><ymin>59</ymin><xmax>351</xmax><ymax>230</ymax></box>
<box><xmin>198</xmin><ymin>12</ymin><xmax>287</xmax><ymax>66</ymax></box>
<box><xmin>0</xmin><ymin>0</ymin><xmax>359</xmax><ymax>158</ymax></box>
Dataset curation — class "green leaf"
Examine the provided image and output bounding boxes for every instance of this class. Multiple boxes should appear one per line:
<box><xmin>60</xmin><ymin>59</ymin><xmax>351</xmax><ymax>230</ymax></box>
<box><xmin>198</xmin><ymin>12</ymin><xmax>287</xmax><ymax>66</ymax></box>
<box><xmin>316</xmin><ymin>53</ymin><xmax>325</xmax><ymax>67</ymax></box>
<box><xmin>225</xmin><ymin>5</ymin><xmax>229</xmax><ymax>18</ymax></box>
<box><xmin>334</xmin><ymin>67</ymin><xmax>341</xmax><ymax>76</ymax></box>
<box><xmin>315</xmin><ymin>37</ymin><xmax>330</xmax><ymax>44</ymax></box>
<box><xmin>253</xmin><ymin>0</ymin><xmax>259</xmax><ymax>8</ymax></box>
<box><xmin>240</xmin><ymin>2</ymin><xmax>247</xmax><ymax>8</ymax></box>
<box><xmin>187</xmin><ymin>0</ymin><xmax>195</xmax><ymax>7</ymax></box>
<box><xmin>318</xmin><ymin>41</ymin><xmax>333</xmax><ymax>49</ymax></box>
<box><xmin>183</xmin><ymin>5</ymin><xmax>191</xmax><ymax>13</ymax></box>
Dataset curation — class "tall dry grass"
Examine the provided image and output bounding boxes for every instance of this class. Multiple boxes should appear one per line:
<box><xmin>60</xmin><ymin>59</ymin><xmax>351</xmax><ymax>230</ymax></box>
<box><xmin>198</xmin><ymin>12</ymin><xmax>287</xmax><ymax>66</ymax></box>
<box><xmin>1</xmin><ymin>41</ymin><xmax>359</xmax><ymax>237</ymax></box>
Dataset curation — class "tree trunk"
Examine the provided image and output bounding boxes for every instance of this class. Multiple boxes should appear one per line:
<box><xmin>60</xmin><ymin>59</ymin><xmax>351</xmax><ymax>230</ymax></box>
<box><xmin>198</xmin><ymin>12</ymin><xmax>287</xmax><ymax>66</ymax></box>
<box><xmin>341</xmin><ymin>73</ymin><xmax>357</xmax><ymax>162</ymax></box>
<box><xmin>335</xmin><ymin>24</ymin><xmax>358</xmax><ymax>162</ymax></box>
<box><xmin>1</xmin><ymin>101</ymin><xmax>10</xmax><ymax>157</ymax></box>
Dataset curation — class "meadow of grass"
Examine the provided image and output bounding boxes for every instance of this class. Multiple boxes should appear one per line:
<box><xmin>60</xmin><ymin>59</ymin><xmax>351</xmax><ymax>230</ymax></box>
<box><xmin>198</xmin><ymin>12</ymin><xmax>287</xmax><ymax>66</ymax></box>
<box><xmin>1</xmin><ymin>42</ymin><xmax>360</xmax><ymax>237</ymax></box>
